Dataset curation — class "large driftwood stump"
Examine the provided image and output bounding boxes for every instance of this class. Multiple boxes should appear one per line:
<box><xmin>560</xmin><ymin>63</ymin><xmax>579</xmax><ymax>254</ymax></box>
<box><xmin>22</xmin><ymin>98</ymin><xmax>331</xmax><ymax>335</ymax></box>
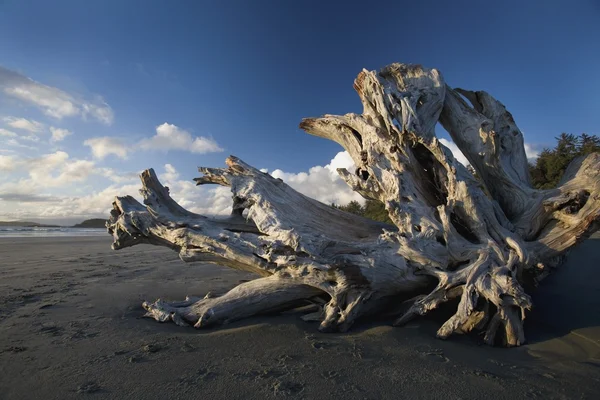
<box><xmin>108</xmin><ymin>63</ymin><xmax>600</xmax><ymax>346</ymax></box>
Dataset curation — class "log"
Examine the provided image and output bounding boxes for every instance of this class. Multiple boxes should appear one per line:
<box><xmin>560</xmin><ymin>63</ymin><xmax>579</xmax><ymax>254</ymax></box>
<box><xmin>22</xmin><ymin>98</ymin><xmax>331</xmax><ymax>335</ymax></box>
<box><xmin>108</xmin><ymin>63</ymin><xmax>600</xmax><ymax>346</ymax></box>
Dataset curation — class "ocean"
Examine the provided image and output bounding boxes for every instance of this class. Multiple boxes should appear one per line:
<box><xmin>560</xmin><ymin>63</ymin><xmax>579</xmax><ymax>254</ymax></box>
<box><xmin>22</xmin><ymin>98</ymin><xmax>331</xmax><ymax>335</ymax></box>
<box><xmin>0</xmin><ymin>226</ymin><xmax>107</xmax><ymax>238</ymax></box>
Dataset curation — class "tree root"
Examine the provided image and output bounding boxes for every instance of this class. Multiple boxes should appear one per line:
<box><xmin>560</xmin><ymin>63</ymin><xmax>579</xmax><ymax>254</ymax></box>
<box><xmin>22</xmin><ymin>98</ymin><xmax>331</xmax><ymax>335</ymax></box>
<box><xmin>142</xmin><ymin>275</ymin><xmax>323</xmax><ymax>328</ymax></box>
<box><xmin>108</xmin><ymin>62</ymin><xmax>600</xmax><ymax>346</ymax></box>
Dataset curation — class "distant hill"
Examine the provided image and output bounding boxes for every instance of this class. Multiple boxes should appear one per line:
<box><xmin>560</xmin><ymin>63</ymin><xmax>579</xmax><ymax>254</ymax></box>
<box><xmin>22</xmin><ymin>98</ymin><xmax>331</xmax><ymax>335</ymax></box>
<box><xmin>72</xmin><ymin>219</ymin><xmax>107</xmax><ymax>228</ymax></box>
<box><xmin>0</xmin><ymin>221</ymin><xmax>60</xmax><ymax>227</ymax></box>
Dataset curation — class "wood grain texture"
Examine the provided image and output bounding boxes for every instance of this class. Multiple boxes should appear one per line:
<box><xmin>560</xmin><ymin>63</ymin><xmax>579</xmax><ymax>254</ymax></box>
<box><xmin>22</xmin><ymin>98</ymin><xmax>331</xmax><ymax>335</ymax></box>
<box><xmin>107</xmin><ymin>63</ymin><xmax>600</xmax><ymax>346</ymax></box>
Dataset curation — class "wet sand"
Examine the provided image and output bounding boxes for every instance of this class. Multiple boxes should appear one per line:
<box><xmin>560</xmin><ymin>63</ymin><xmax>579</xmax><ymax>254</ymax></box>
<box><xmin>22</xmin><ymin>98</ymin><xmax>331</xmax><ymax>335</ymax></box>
<box><xmin>0</xmin><ymin>235</ymin><xmax>599</xmax><ymax>399</ymax></box>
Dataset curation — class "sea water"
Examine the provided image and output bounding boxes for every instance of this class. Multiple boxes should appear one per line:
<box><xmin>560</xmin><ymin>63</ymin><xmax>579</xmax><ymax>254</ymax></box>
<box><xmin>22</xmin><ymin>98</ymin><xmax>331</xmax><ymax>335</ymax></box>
<box><xmin>0</xmin><ymin>226</ymin><xmax>107</xmax><ymax>238</ymax></box>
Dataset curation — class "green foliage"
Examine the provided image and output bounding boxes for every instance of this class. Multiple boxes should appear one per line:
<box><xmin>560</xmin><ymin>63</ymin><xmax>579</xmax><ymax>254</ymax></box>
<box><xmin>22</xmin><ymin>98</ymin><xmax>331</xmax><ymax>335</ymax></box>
<box><xmin>363</xmin><ymin>200</ymin><xmax>393</xmax><ymax>224</ymax></box>
<box><xmin>529</xmin><ymin>133</ymin><xmax>600</xmax><ymax>189</ymax></box>
<box><xmin>339</xmin><ymin>200</ymin><xmax>364</xmax><ymax>215</ymax></box>
<box><xmin>331</xmin><ymin>199</ymin><xmax>393</xmax><ymax>224</ymax></box>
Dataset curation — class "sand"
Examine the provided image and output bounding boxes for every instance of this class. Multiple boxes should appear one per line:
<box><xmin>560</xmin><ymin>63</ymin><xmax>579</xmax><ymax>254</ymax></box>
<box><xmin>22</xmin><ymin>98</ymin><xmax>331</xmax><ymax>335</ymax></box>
<box><xmin>0</xmin><ymin>235</ymin><xmax>599</xmax><ymax>399</ymax></box>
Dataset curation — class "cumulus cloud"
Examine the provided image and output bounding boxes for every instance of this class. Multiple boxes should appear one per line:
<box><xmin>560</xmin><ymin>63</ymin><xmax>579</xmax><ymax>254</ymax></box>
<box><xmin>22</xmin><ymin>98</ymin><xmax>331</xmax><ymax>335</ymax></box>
<box><xmin>151</xmin><ymin>152</ymin><xmax>362</xmax><ymax>216</ymax></box>
<box><xmin>49</xmin><ymin>127</ymin><xmax>72</xmax><ymax>143</ymax></box>
<box><xmin>166</xmin><ymin>179</ymin><xmax>233</xmax><ymax>216</ymax></box>
<box><xmin>82</xmin><ymin>123</ymin><xmax>223</xmax><ymax>159</ymax></box>
<box><xmin>0</xmin><ymin>150</ymin><xmax>363</xmax><ymax>222</ymax></box>
<box><xmin>26</xmin><ymin>152</ymin><xmax>96</xmax><ymax>187</ymax></box>
<box><xmin>0</xmin><ymin>150</ymin><xmax>140</xmax><ymax>222</ymax></box>
<box><xmin>0</xmin><ymin>162</ymin><xmax>232</xmax><ymax>222</ymax></box>
<box><xmin>3</xmin><ymin>117</ymin><xmax>45</xmax><ymax>132</ymax></box>
<box><xmin>0</xmin><ymin>182</ymin><xmax>142</xmax><ymax>223</ymax></box>
<box><xmin>268</xmin><ymin>151</ymin><xmax>364</xmax><ymax>206</ymax></box>
<box><xmin>0</xmin><ymin>151</ymin><xmax>96</xmax><ymax>189</ymax></box>
<box><xmin>84</xmin><ymin>137</ymin><xmax>128</xmax><ymax>159</ymax></box>
<box><xmin>0</xmin><ymin>66</ymin><xmax>114</xmax><ymax>124</ymax></box>
<box><xmin>38</xmin><ymin>183</ymin><xmax>142</xmax><ymax>219</ymax></box>
<box><xmin>159</xmin><ymin>163</ymin><xmax>180</xmax><ymax>183</ymax></box>
<box><xmin>139</xmin><ymin>123</ymin><xmax>223</xmax><ymax>154</ymax></box>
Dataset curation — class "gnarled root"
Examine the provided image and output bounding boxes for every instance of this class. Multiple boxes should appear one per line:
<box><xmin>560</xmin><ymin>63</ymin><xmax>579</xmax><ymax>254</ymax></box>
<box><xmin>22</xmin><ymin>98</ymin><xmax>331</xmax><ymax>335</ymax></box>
<box><xmin>142</xmin><ymin>275</ymin><xmax>323</xmax><ymax>328</ymax></box>
<box><xmin>395</xmin><ymin>250</ymin><xmax>531</xmax><ymax>346</ymax></box>
<box><xmin>108</xmin><ymin>62</ymin><xmax>600</xmax><ymax>346</ymax></box>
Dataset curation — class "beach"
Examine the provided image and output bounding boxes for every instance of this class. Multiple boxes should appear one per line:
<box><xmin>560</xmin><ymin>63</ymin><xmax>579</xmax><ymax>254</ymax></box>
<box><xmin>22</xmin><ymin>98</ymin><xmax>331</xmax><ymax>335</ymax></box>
<box><xmin>0</xmin><ymin>235</ymin><xmax>598</xmax><ymax>399</ymax></box>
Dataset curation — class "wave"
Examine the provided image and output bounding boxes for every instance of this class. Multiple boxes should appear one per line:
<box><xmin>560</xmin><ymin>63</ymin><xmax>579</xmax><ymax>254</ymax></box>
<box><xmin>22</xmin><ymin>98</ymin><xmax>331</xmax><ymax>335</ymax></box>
<box><xmin>0</xmin><ymin>226</ymin><xmax>107</xmax><ymax>237</ymax></box>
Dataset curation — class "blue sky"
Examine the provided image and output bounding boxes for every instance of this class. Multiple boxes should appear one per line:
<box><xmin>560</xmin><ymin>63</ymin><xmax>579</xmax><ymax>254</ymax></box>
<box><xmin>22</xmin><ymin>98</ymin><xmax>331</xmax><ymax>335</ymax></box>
<box><xmin>0</xmin><ymin>0</ymin><xmax>599</xmax><ymax>223</ymax></box>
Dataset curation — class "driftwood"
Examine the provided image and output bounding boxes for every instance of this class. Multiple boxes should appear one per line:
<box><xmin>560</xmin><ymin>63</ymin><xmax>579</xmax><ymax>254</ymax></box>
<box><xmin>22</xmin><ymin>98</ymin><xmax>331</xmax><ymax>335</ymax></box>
<box><xmin>108</xmin><ymin>63</ymin><xmax>600</xmax><ymax>346</ymax></box>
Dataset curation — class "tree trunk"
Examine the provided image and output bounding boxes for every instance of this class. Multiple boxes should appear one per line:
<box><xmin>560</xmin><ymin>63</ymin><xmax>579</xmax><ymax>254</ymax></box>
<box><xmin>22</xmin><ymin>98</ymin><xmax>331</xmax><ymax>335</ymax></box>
<box><xmin>108</xmin><ymin>63</ymin><xmax>600</xmax><ymax>346</ymax></box>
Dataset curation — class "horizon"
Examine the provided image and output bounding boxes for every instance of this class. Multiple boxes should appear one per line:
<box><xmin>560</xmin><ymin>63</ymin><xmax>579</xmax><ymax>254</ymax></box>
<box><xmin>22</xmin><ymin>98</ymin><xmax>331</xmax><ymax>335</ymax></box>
<box><xmin>1</xmin><ymin>1</ymin><xmax>599</xmax><ymax>225</ymax></box>
<box><xmin>0</xmin><ymin>217</ymin><xmax>106</xmax><ymax>225</ymax></box>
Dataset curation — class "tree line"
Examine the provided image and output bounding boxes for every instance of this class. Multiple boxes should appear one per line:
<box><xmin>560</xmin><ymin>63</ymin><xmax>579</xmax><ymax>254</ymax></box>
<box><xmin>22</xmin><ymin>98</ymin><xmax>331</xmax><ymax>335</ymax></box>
<box><xmin>332</xmin><ymin>133</ymin><xmax>599</xmax><ymax>222</ymax></box>
<box><xmin>529</xmin><ymin>133</ymin><xmax>600</xmax><ymax>189</ymax></box>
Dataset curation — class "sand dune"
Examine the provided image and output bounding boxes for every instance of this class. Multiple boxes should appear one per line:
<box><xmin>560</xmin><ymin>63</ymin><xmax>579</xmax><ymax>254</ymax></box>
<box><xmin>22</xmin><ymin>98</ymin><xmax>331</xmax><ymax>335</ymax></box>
<box><xmin>0</xmin><ymin>235</ymin><xmax>598</xmax><ymax>399</ymax></box>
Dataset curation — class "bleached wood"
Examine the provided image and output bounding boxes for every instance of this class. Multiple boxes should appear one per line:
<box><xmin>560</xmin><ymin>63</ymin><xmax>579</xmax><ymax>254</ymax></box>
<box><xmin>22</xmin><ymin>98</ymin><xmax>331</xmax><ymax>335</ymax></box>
<box><xmin>108</xmin><ymin>62</ymin><xmax>600</xmax><ymax>346</ymax></box>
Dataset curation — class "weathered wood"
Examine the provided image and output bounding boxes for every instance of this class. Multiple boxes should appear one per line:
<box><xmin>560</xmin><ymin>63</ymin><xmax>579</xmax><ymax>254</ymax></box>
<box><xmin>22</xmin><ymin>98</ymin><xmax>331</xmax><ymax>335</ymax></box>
<box><xmin>108</xmin><ymin>62</ymin><xmax>600</xmax><ymax>346</ymax></box>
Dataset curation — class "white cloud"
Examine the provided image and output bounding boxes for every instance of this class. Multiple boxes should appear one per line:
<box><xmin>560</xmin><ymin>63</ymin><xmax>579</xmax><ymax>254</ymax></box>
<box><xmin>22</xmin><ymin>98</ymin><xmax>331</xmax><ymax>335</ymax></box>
<box><xmin>0</xmin><ymin>182</ymin><xmax>142</xmax><ymax>223</ymax></box>
<box><xmin>3</xmin><ymin>117</ymin><xmax>44</xmax><ymax>132</ymax></box>
<box><xmin>168</xmin><ymin>179</ymin><xmax>233</xmax><ymax>216</ymax></box>
<box><xmin>20</xmin><ymin>135</ymin><xmax>40</xmax><ymax>142</ymax></box>
<box><xmin>83</xmin><ymin>123</ymin><xmax>223</xmax><ymax>160</ymax></box>
<box><xmin>3</xmin><ymin>137</ymin><xmax>38</xmax><ymax>150</ymax></box>
<box><xmin>0</xmin><ymin>155</ymin><xmax>17</xmax><ymax>171</ymax></box>
<box><xmin>0</xmin><ymin>66</ymin><xmax>114</xmax><ymax>124</ymax></box>
<box><xmin>96</xmin><ymin>168</ymin><xmax>141</xmax><ymax>184</ymax></box>
<box><xmin>150</xmin><ymin>164</ymin><xmax>232</xmax><ymax>215</ymax></box>
<box><xmin>84</xmin><ymin>137</ymin><xmax>128</xmax><ymax>159</ymax></box>
<box><xmin>439</xmin><ymin>137</ymin><xmax>541</xmax><ymax>166</ymax></box>
<box><xmin>269</xmin><ymin>151</ymin><xmax>364</xmax><ymax>206</ymax></box>
<box><xmin>49</xmin><ymin>127</ymin><xmax>72</xmax><ymax>142</ymax></box>
<box><xmin>25</xmin><ymin>151</ymin><xmax>96</xmax><ymax>187</ymax></box>
<box><xmin>439</xmin><ymin>138</ymin><xmax>469</xmax><ymax>166</ymax></box>
<box><xmin>159</xmin><ymin>163</ymin><xmax>180</xmax><ymax>183</ymax></box>
<box><xmin>524</xmin><ymin>143</ymin><xmax>540</xmax><ymax>161</ymax></box>
<box><xmin>0</xmin><ymin>152</ymin><xmax>99</xmax><ymax>223</ymax></box>
<box><xmin>0</xmin><ymin>128</ymin><xmax>17</xmax><ymax>137</ymax></box>
<box><xmin>157</xmin><ymin>152</ymin><xmax>363</xmax><ymax>215</ymax></box>
<box><xmin>325</xmin><ymin>150</ymin><xmax>356</xmax><ymax>172</ymax></box>
<box><xmin>0</xmin><ymin>150</ymin><xmax>364</xmax><ymax>222</ymax></box>
<box><xmin>0</xmin><ymin>161</ymin><xmax>232</xmax><ymax>222</ymax></box>
<box><xmin>139</xmin><ymin>123</ymin><xmax>223</xmax><ymax>154</ymax></box>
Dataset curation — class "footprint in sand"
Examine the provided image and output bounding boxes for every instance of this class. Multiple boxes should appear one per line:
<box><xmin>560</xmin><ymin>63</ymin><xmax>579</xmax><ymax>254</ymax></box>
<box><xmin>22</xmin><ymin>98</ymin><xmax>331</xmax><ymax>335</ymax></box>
<box><xmin>142</xmin><ymin>343</ymin><xmax>162</xmax><ymax>353</ymax></box>
<box><xmin>464</xmin><ymin>369</ymin><xmax>500</xmax><ymax>379</ymax></box>
<box><xmin>305</xmin><ymin>333</ymin><xmax>338</xmax><ymax>351</ymax></box>
<box><xmin>311</xmin><ymin>341</ymin><xmax>337</xmax><ymax>350</ymax></box>
<box><xmin>2</xmin><ymin>346</ymin><xmax>27</xmax><ymax>353</ymax></box>
<box><xmin>178</xmin><ymin>367</ymin><xmax>218</xmax><ymax>387</ymax></box>
<box><xmin>271</xmin><ymin>380</ymin><xmax>304</xmax><ymax>396</ymax></box>
<box><xmin>414</xmin><ymin>345</ymin><xmax>449</xmax><ymax>363</ymax></box>
<box><xmin>39</xmin><ymin>302</ymin><xmax>58</xmax><ymax>309</ymax></box>
<box><xmin>320</xmin><ymin>370</ymin><xmax>340</xmax><ymax>382</ymax></box>
<box><xmin>39</xmin><ymin>323</ymin><xmax>64</xmax><ymax>336</ymax></box>
<box><xmin>76</xmin><ymin>381</ymin><xmax>102</xmax><ymax>394</ymax></box>
<box><xmin>179</xmin><ymin>342</ymin><xmax>196</xmax><ymax>353</ymax></box>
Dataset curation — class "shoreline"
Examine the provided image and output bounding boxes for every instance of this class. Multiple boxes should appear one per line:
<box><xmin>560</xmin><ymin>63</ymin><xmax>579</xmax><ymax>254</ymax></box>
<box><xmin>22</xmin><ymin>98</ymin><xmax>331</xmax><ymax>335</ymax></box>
<box><xmin>0</xmin><ymin>228</ymin><xmax>107</xmax><ymax>239</ymax></box>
